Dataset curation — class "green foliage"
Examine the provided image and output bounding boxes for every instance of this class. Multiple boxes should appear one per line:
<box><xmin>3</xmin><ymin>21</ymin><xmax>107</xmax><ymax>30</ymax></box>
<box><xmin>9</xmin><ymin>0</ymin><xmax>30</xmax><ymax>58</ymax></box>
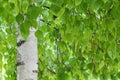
<box><xmin>20</xmin><ymin>20</ymin><xmax>31</xmax><ymax>39</ymax></box>
<box><xmin>0</xmin><ymin>0</ymin><xmax>120</xmax><ymax>80</ymax></box>
<box><xmin>0</xmin><ymin>25</ymin><xmax>16</xmax><ymax>80</ymax></box>
<box><xmin>27</xmin><ymin>5</ymin><xmax>40</xmax><ymax>19</ymax></box>
<box><xmin>16</xmin><ymin>13</ymin><xmax>24</xmax><ymax>24</ymax></box>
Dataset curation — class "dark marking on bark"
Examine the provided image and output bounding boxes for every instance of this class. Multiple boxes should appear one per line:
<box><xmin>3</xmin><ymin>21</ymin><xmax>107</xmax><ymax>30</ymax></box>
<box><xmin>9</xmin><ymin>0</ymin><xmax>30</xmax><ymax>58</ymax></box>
<box><xmin>16</xmin><ymin>61</ymin><xmax>25</xmax><ymax>66</ymax></box>
<box><xmin>17</xmin><ymin>39</ymin><xmax>25</xmax><ymax>47</ymax></box>
<box><xmin>33</xmin><ymin>70</ymin><xmax>38</xmax><ymax>73</ymax></box>
<box><xmin>36</xmin><ymin>62</ymin><xmax>38</xmax><ymax>64</ymax></box>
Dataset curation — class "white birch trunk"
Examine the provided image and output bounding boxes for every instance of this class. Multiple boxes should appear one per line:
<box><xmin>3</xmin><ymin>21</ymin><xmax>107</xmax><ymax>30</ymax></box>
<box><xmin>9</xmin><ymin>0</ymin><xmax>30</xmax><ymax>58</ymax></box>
<box><xmin>17</xmin><ymin>28</ymin><xmax>38</xmax><ymax>80</ymax></box>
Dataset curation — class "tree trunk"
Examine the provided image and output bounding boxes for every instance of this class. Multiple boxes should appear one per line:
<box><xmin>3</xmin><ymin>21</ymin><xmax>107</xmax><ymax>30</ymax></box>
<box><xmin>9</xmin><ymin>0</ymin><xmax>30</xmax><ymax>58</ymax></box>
<box><xmin>17</xmin><ymin>28</ymin><xmax>38</xmax><ymax>80</ymax></box>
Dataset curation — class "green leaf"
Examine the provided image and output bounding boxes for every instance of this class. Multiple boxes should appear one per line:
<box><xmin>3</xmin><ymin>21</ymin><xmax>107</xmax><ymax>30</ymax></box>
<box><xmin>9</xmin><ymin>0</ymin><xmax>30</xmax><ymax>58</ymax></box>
<box><xmin>31</xmin><ymin>20</ymin><xmax>38</xmax><ymax>28</ymax></box>
<box><xmin>21</xmin><ymin>0</ymin><xmax>29</xmax><ymax>12</ymax></box>
<box><xmin>99</xmin><ymin>61</ymin><xmax>104</xmax><ymax>70</ymax></box>
<box><xmin>75</xmin><ymin>0</ymin><xmax>82</xmax><ymax>6</ymax></box>
<box><xmin>50</xmin><ymin>3</ymin><xmax>60</xmax><ymax>16</ymax></box>
<box><xmin>66</xmin><ymin>0</ymin><xmax>74</xmax><ymax>9</ymax></box>
<box><xmin>57</xmin><ymin>41</ymin><xmax>66</xmax><ymax>51</ymax></box>
<box><xmin>20</xmin><ymin>21</ymin><xmax>30</xmax><ymax>39</ymax></box>
<box><xmin>117</xmin><ymin>72</ymin><xmax>120</xmax><ymax>78</ymax></box>
<box><xmin>35</xmin><ymin>30</ymin><xmax>43</xmax><ymax>39</ymax></box>
<box><xmin>62</xmin><ymin>32</ymin><xmax>73</xmax><ymax>43</ymax></box>
<box><xmin>83</xmin><ymin>28</ymin><xmax>92</xmax><ymax>41</ymax></box>
<box><xmin>16</xmin><ymin>13</ymin><xmax>24</xmax><ymax>24</ymax></box>
<box><xmin>102</xmin><ymin>0</ymin><xmax>108</xmax><ymax>3</ymax></box>
<box><xmin>27</xmin><ymin>5</ymin><xmax>40</xmax><ymax>19</ymax></box>
<box><xmin>57</xmin><ymin>8</ymin><xmax>65</xmax><ymax>17</ymax></box>
<box><xmin>57</xmin><ymin>70</ymin><xmax>69</xmax><ymax>80</ymax></box>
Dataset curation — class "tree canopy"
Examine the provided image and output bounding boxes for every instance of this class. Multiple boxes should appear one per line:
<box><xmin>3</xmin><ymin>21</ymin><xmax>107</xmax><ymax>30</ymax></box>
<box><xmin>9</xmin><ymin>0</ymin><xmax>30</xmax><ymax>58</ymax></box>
<box><xmin>0</xmin><ymin>0</ymin><xmax>120</xmax><ymax>80</ymax></box>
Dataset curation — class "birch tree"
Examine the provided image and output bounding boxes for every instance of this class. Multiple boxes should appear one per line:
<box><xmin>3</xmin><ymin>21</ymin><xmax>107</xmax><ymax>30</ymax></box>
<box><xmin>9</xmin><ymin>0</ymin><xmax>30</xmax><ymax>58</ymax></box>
<box><xmin>17</xmin><ymin>28</ymin><xmax>38</xmax><ymax>80</ymax></box>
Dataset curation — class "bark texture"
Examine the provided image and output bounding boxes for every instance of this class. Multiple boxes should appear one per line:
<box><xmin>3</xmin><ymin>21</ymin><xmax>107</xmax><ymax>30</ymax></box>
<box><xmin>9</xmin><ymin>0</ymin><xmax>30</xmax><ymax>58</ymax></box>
<box><xmin>17</xmin><ymin>28</ymin><xmax>38</xmax><ymax>80</ymax></box>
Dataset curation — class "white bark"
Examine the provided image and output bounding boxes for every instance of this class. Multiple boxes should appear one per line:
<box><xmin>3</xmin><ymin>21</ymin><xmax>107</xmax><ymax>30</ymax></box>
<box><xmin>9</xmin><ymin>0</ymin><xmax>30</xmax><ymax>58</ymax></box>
<box><xmin>17</xmin><ymin>28</ymin><xmax>38</xmax><ymax>80</ymax></box>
